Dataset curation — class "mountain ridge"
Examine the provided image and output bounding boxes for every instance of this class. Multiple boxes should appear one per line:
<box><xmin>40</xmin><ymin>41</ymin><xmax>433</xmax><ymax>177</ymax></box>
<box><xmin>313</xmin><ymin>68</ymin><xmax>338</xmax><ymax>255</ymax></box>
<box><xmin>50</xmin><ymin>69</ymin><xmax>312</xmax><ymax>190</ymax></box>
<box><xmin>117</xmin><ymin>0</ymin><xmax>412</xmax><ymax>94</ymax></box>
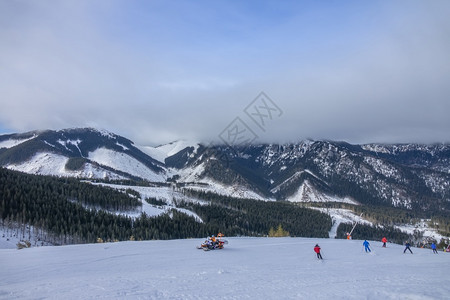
<box><xmin>1</xmin><ymin>128</ymin><xmax>449</xmax><ymax>214</ymax></box>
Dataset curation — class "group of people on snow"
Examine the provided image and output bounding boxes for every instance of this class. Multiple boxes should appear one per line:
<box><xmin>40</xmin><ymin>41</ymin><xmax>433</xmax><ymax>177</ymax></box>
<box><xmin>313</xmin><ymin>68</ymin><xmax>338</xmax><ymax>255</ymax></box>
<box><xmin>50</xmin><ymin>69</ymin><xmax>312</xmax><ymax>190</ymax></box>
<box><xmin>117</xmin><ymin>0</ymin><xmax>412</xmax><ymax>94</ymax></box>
<box><xmin>314</xmin><ymin>237</ymin><xmax>444</xmax><ymax>259</ymax></box>
<box><xmin>362</xmin><ymin>238</ymin><xmax>413</xmax><ymax>254</ymax></box>
<box><xmin>200</xmin><ymin>233</ymin><xmax>226</xmax><ymax>250</ymax></box>
<box><xmin>201</xmin><ymin>233</ymin><xmax>446</xmax><ymax>257</ymax></box>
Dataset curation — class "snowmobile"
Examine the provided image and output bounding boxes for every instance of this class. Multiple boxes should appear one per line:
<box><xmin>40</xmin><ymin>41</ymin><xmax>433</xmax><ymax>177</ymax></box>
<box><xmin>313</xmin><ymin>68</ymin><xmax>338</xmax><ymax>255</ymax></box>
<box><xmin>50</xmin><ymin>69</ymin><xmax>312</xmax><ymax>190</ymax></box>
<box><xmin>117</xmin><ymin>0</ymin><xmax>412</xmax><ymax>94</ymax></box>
<box><xmin>197</xmin><ymin>233</ymin><xmax>228</xmax><ymax>251</ymax></box>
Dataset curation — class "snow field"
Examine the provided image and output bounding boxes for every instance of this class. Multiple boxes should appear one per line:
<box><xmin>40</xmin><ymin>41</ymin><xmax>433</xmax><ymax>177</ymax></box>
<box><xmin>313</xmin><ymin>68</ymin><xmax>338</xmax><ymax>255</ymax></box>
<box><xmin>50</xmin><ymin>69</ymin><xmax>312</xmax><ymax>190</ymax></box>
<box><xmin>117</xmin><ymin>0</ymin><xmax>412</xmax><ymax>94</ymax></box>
<box><xmin>0</xmin><ymin>136</ymin><xmax>37</xmax><ymax>149</ymax></box>
<box><xmin>139</xmin><ymin>140</ymin><xmax>199</xmax><ymax>163</ymax></box>
<box><xmin>5</xmin><ymin>152</ymin><xmax>125</xmax><ymax>180</ymax></box>
<box><xmin>0</xmin><ymin>237</ymin><xmax>448</xmax><ymax>299</ymax></box>
<box><xmin>89</xmin><ymin>183</ymin><xmax>205</xmax><ymax>221</ymax></box>
<box><xmin>88</xmin><ymin>148</ymin><xmax>165</xmax><ymax>182</ymax></box>
<box><xmin>287</xmin><ymin>180</ymin><xmax>357</xmax><ymax>204</ymax></box>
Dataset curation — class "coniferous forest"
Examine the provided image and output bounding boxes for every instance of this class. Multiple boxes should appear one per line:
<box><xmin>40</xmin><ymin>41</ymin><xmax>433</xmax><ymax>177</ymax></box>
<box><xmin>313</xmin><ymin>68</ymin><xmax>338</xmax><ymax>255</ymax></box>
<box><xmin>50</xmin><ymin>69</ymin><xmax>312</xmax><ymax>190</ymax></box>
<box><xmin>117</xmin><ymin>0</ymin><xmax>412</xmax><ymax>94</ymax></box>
<box><xmin>179</xmin><ymin>190</ymin><xmax>332</xmax><ymax>238</ymax></box>
<box><xmin>0</xmin><ymin>168</ymin><xmax>333</xmax><ymax>245</ymax></box>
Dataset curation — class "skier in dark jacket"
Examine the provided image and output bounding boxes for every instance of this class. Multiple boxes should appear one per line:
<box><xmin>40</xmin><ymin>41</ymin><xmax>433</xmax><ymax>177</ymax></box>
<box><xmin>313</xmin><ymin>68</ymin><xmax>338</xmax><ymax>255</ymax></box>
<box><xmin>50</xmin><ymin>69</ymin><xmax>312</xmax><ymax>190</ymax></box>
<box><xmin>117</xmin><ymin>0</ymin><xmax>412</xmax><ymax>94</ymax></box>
<box><xmin>363</xmin><ymin>240</ymin><xmax>371</xmax><ymax>252</ymax></box>
<box><xmin>404</xmin><ymin>242</ymin><xmax>413</xmax><ymax>254</ymax></box>
<box><xmin>314</xmin><ymin>244</ymin><xmax>323</xmax><ymax>259</ymax></box>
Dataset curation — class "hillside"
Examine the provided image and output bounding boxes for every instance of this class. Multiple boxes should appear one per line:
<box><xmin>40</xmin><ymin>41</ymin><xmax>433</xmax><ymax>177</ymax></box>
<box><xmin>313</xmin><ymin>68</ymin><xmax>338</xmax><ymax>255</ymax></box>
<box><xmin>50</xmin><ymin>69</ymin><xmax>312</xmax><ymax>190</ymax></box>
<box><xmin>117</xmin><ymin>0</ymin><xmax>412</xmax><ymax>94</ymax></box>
<box><xmin>1</xmin><ymin>128</ymin><xmax>449</xmax><ymax>214</ymax></box>
<box><xmin>0</xmin><ymin>237</ymin><xmax>448</xmax><ymax>299</ymax></box>
<box><xmin>0</xmin><ymin>128</ymin><xmax>165</xmax><ymax>182</ymax></box>
<box><xmin>1</xmin><ymin>128</ymin><xmax>449</xmax><ymax>244</ymax></box>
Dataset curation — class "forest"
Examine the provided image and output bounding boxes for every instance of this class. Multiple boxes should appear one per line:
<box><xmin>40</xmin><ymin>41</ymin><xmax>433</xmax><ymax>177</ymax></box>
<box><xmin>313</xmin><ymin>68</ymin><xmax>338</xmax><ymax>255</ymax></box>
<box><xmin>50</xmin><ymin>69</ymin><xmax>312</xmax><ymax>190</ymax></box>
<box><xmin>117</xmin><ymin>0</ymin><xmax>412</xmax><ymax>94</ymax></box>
<box><xmin>179</xmin><ymin>189</ymin><xmax>332</xmax><ymax>238</ymax></box>
<box><xmin>1</xmin><ymin>168</ymin><xmax>333</xmax><ymax>245</ymax></box>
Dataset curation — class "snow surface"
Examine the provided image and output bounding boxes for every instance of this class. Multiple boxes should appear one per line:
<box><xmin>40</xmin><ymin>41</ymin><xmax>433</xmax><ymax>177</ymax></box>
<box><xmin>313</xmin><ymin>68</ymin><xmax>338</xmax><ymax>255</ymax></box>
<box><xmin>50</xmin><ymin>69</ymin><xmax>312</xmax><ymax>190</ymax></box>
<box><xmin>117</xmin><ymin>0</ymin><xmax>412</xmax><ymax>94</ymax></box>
<box><xmin>89</xmin><ymin>183</ymin><xmax>204</xmax><ymax>221</ymax></box>
<box><xmin>312</xmin><ymin>208</ymin><xmax>373</xmax><ymax>239</ymax></box>
<box><xmin>0</xmin><ymin>225</ymin><xmax>53</xmax><ymax>249</ymax></box>
<box><xmin>0</xmin><ymin>135</ymin><xmax>36</xmax><ymax>149</ymax></box>
<box><xmin>139</xmin><ymin>140</ymin><xmax>199</xmax><ymax>163</ymax></box>
<box><xmin>175</xmin><ymin>162</ymin><xmax>271</xmax><ymax>201</ymax></box>
<box><xmin>287</xmin><ymin>180</ymin><xmax>357</xmax><ymax>204</ymax></box>
<box><xmin>395</xmin><ymin>220</ymin><xmax>447</xmax><ymax>243</ymax></box>
<box><xmin>186</xmin><ymin>179</ymin><xmax>271</xmax><ymax>201</ymax></box>
<box><xmin>0</xmin><ymin>237</ymin><xmax>448</xmax><ymax>299</ymax></box>
<box><xmin>271</xmin><ymin>169</ymin><xmax>322</xmax><ymax>193</ymax></box>
<box><xmin>88</xmin><ymin>148</ymin><xmax>165</xmax><ymax>182</ymax></box>
<box><xmin>57</xmin><ymin>139</ymin><xmax>83</xmax><ymax>156</ymax></box>
<box><xmin>5</xmin><ymin>152</ymin><xmax>125</xmax><ymax>180</ymax></box>
<box><xmin>176</xmin><ymin>161</ymin><xmax>206</xmax><ymax>182</ymax></box>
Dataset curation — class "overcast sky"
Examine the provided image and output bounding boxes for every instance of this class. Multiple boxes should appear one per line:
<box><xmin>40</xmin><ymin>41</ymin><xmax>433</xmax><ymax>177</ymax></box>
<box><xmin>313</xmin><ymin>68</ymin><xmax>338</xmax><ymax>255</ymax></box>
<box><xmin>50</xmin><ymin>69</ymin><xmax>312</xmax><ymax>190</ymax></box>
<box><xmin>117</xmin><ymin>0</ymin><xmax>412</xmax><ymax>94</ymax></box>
<box><xmin>1</xmin><ymin>0</ymin><xmax>449</xmax><ymax>146</ymax></box>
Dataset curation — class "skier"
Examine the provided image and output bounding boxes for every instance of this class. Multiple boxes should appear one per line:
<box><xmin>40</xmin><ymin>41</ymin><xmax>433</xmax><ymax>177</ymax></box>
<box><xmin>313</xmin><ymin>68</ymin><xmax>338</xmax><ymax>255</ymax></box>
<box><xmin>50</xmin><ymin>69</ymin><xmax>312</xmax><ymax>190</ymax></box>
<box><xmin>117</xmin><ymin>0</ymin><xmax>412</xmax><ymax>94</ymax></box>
<box><xmin>381</xmin><ymin>237</ymin><xmax>387</xmax><ymax>248</ymax></box>
<box><xmin>403</xmin><ymin>242</ymin><xmax>413</xmax><ymax>254</ymax></box>
<box><xmin>363</xmin><ymin>240</ymin><xmax>371</xmax><ymax>252</ymax></box>
<box><xmin>314</xmin><ymin>244</ymin><xmax>323</xmax><ymax>259</ymax></box>
<box><xmin>431</xmin><ymin>242</ymin><xmax>438</xmax><ymax>254</ymax></box>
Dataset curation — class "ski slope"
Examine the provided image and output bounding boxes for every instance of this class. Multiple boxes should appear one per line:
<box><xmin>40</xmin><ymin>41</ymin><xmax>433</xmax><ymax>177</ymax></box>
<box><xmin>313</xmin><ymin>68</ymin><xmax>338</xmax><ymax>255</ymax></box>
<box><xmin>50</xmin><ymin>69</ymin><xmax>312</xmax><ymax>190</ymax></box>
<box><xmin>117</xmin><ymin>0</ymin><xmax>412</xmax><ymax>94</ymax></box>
<box><xmin>88</xmin><ymin>148</ymin><xmax>165</xmax><ymax>182</ymax></box>
<box><xmin>5</xmin><ymin>152</ymin><xmax>125</xmax><ymax>180</ymax></box>
<box><xmin>1</xmin><ymin>237</ymin><xmax>448</xmax><ymax>299</ymax></box>
<box><xmin>139</xmin><ymin>140</ymin><xmax>199</xmax><ymax>163</ymax></box>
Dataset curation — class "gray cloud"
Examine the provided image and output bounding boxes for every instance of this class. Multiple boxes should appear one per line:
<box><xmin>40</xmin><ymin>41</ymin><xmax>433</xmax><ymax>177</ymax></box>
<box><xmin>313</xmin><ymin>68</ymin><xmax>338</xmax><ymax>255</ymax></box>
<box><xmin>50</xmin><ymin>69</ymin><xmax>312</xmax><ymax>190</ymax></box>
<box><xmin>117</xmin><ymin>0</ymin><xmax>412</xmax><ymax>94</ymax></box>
<box><xmin>0</xmin><ymin>0</ymin><xmax>449</xmax><ymax>145</ymax></box>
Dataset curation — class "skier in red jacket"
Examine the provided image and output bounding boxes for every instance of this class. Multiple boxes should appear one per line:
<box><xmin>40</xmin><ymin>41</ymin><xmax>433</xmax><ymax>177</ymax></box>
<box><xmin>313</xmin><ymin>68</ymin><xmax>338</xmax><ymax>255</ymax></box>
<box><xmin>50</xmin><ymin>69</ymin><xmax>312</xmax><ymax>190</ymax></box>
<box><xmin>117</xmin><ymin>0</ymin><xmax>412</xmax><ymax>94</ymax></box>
<box><xmin>314</xmin><ymin>244</ymin><xmax>323</xmax><ymax>259</ymax></box>
<box><xmin>381</xmin><ymin>237</ymin><xmax>387</xmax><ymax>248</ymax></box>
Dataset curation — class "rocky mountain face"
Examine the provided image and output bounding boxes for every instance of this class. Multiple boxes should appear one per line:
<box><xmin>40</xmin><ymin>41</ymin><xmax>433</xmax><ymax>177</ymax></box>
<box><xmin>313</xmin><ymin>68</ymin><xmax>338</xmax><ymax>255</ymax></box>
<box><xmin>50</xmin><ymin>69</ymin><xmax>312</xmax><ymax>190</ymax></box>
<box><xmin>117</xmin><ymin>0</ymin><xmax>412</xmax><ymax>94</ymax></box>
<box><xmin>170</xmin><ymin>141</ymin><xmax>450</xmax><ymax>212</ymax></box>
<box><xmin>1</xmin><ymin>128</ymin><xmax>449</xmax><ymax>213</ymax></box>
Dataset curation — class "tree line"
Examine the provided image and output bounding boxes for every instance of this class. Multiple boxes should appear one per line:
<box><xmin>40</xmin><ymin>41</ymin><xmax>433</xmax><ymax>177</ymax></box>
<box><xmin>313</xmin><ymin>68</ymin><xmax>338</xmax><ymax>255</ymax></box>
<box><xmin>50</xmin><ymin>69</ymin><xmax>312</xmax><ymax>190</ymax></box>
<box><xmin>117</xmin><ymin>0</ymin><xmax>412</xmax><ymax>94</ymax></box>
<box><xmin>180</xmin><ymin>189</ymin><xmax>332</xmax><ymax>238</ymax></box>
<box><xmin>1</xmin><ymin>168</ymin><xmax>333</xmax><ymax>245</ymax></box>
<box><xmin>0</xmin><ymin>168</ymin><xmax>210</xmax><ymax>244</ymax></box>
<box><xmin>336</xmin><ymin>223</ymin><xmax>411</xmax><ymax>245</ymax></box>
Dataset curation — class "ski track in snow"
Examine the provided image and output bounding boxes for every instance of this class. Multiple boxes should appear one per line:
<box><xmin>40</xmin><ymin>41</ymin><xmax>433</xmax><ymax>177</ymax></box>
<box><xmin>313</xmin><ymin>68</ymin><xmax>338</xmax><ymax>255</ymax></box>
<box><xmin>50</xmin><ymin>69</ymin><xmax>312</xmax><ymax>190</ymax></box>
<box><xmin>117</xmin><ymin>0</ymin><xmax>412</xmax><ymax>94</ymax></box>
<box><xmin>311</xmin><ymin>208</ymin><xmax>373</xmax><ymax>239</ymax></box>
<box><xmin>0</xmin><ymin>237</ymin><xmax>448</xmax><ymax>299</ymax></box>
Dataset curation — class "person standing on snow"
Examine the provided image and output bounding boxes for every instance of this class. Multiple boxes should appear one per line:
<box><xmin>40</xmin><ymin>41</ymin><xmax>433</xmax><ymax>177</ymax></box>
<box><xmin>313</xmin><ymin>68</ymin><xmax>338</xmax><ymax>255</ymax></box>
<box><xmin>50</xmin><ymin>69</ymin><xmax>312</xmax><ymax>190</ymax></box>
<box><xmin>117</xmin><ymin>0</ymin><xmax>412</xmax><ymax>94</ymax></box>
<box><xmin>381</xmin><ymin>237</ymin><xmax>387</xmax><ymax>248</ymax></box>
<box><xmin>431</xmin><ymin>242</ymin><xmax>438</xmax><ymax>254</ymax></box>
<box><xmin>363</xmin><ymin>240</ymin><xmax>371</xmax><ymax>252</ymax></box>
<box><xmin>314</xmin><ymin>244</ymin><xmax>323</xmax><ymax>259</ymax></box>
<box><xmin>404</xmin><ymin>242</ymin><xmax>413</xmax><ymax>254</ymax></box>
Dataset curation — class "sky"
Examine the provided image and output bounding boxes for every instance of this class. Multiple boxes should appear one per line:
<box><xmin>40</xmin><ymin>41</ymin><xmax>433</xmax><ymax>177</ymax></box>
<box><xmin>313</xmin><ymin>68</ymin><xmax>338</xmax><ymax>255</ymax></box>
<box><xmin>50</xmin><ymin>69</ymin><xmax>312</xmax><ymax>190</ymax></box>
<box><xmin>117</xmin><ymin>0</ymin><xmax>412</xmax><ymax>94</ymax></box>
<box><xmin>1</xmin><ymin>0</ymin><xmax>449</xmax><ymax>146</ymax></box>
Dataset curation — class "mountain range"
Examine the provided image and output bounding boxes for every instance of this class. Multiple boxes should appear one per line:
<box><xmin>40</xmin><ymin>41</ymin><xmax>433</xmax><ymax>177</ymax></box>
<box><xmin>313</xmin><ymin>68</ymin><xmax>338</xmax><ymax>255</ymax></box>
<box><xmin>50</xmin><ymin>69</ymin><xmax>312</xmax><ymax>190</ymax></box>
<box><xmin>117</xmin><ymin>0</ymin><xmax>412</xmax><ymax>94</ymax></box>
<box><xmin>1</xmin><ymin>128</ymin><xmax>449</xmax><ymax>215</ymax></box>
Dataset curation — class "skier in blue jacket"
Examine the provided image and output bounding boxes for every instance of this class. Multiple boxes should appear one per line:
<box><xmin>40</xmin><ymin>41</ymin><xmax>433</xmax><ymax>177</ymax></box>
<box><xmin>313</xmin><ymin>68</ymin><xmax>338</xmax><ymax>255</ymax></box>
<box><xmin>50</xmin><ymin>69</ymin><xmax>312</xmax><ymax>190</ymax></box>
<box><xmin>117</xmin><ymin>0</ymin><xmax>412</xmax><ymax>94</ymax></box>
<box><xmin>431</xmin><ymin>243</ymin><xmax>438</xmax><ymax>254</ymax></box>
<box><xmin>363</xmin><ymin>240</ymin><xmax>371</xmax><ymax>252</ymax></box>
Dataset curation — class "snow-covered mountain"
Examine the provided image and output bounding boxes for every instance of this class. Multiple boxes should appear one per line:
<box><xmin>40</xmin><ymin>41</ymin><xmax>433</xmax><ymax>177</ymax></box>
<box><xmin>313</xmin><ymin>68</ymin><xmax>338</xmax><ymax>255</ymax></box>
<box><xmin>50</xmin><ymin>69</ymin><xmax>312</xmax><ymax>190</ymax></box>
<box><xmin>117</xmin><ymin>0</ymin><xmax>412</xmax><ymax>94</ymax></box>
<box><xmin>171</xmin><ymin>141</ymin><xmax>450</xmax><ymax>212</ymax></box>
<box><xmin>0</xmin><ymin>128</ymin><xmax>166</xmax><ymax>182</ymax></box>
<box><xmin>1</xmin><ymin>128</ymin><xmax>449</xmax><ymax>213</ymax></box>
<box><xmin>139</xmin><ymin>140</ymin><xmax>200</xmax><ymax>164</ymax></box>
<box><xmin>1</xmin><ymin>237</ymin><xmax>448</xmax><ymax>299</ymax></box>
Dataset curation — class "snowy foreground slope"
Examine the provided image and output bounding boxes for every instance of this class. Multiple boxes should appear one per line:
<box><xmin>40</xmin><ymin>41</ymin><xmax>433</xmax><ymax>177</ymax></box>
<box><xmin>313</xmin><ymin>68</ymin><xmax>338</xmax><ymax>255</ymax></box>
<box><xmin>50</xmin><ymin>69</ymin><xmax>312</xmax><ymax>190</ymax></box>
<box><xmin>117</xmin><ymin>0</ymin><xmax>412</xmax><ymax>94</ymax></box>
<box><xmin>1</xmin><ymin>238</ymin><xmax>448</xmax><ymax>300</ymax></box>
